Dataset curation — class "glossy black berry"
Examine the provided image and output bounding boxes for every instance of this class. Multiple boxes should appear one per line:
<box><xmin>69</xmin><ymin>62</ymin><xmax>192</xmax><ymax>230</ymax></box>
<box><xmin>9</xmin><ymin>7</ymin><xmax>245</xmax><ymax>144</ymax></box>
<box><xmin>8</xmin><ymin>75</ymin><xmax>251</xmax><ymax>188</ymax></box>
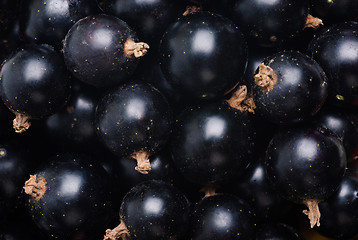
<box><xmin>317</xmin><ymin>175</ymin><xmax>358</xmax><ymax>239</ymax></box>
<box><xmin>0</xmin><ymin>44</ymin><xmax>71</xmax><ymax>133</ymax></box>
<box><xmin>63</xmin><ymin>14</ymin><xmax>149</xmax><ymax>88</ymax></box>
<box><xmin>159</xmin><ymin>11</ymin><xmax>248</xmax><ymax>100</ymax></box>
<box><xmin>24</xmin><ymin>153</ymin><xmax>113</xmax><ymax>240</ymax></box>
<box><xmin>232</xmin><ymin>0</ymin><xmax>310</xmax><ymax>47</ymax></box>
<box><xmin>265</xmin><ymin>126</ymin><xmax>347</xmax><ymax>228</ymax></box>
<box><xmin>95</xmin><ymin>83</ymin><xmax>172</xmax><ymax>174</ymax></box>
<box><xmin>19</xmin><ymin>0</ymin><xmax>100</xmax><ymax>48</ymax></box>
<box><xmin>255</xmin><ymin>223</ymin><xmax>303</xmax><ymax>240</ymax></box>
<box><xmin>307</xmin><ymin>22</ymin><xmax>358</xmax><ymax>107</ymax></box>
<box><xmin>170</xmin><ymin>101</ymin><xmax>255</xmax><ymax>186</ymax></box>
<box><xmin>189</xmin><ymin>194</ymin><xmax>256</xmax><ymax>240</ymax></box>
<box><xmin>113</xmin><ymin>180</ymin><xmax>190</xmax><ymax>240</ymax></box>
<box><xmin>252</xmin><ymin>51</ymin><xmax>328</xmax><ymax>125</ymax></box>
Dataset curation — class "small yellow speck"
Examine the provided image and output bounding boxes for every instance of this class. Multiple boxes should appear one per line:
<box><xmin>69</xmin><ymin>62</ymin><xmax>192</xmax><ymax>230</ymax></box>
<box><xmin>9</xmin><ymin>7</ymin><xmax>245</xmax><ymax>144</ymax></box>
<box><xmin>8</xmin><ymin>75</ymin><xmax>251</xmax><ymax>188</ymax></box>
<box><xmin>336</xmin><ymin>95</ymin><xmax>344</xmax><ymax>101</ymax></box>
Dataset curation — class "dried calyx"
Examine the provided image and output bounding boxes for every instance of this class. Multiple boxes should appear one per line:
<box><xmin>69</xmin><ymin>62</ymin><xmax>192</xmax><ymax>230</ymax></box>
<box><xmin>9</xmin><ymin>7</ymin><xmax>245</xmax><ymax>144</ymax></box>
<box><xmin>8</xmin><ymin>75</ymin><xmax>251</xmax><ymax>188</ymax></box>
<box><xmin>200</xmin><ymin>185</ymin><xmax>217</xmax><ymax>198</ymax></box>
<box><xmin>23</xmin><ymin>174</ymin><xmax>47</xmax><ymax>201</ymax></box>
<box><xmin>131</xmin><ymin>150</ymin><xmax>151</xmax><ymax>174</ymax></box>
<box><xmin>305</xmin><ymin>14</ymin><xmax>323</xmax><ymax>29</ymax></box>
<box><xmin>302</xmin><ymin>199</ymin><xmax>321</xmax><ymax>228</ymax></box>
<box><xmin>254</xmin><ymin>63</ymin><xmax>278</xmax><ymax>92</ymax></box>
<box><xmin>183</xmin><ymin>5</ymin><xmax>202</xmax><ymax>16</ymax></box>
<box><xmin>13</xmin><ymin>112</ymin><xmax>31</xmax><ymax>133</ymax></box>
<box><xmin>226</xmin><ymin>85</ymin><xmax>256</xmax><ymax>113</ymax></box>
<box><xmin>124</xmin><ymin>39</ymin><xmax>149</xmax><ymax>59</ymax></box>
<box><xmin>104</xmin><ymin>221</ymin><xmax>130</xmax><ymax>240</ymax></box>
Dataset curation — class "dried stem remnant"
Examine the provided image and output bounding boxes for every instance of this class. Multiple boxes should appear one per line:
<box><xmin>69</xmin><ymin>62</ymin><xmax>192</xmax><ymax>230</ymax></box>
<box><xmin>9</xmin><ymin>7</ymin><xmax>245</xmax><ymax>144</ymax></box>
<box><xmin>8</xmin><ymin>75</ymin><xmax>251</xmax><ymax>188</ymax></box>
<box><xmin>254</xmin><ymin>63</ymin><xmax>278</xmax><ymax>93</ymax></box>
<box><xmin>13</xmin><ymin>112</ymin><xmax>31</xmax><ymax>133</ymax></box>
<box><xmin>23</xmin><ymin>175</ymin><xmax>47</xmax><ymax>201</ymax></box>
<box><xmin>124</xmin><ymin>39</ymin><xmax>149</xmax><ymax>59</ymax></box>
<box><xmin>226</xmin><ymin>85</ymin><xmax>256</xmax><ymax>113</ymax></box>
<box><xmin>303</xmin><ymin>199</ymin><xmax>321</xmax><ymax>228</ymax></box>
<box><xmin>131</xmin><ymin>150</ymin><xmax>151</xmax><ymax>174</ymax></box>
<box><xmin>104</xmin><ymin>221</ymin><xmax>130</xmax><ymax>240</ymax></box>
<box><xmin>305</xmin><ymin>14</ymin><xmax>323</xmax><ymax>29</ymax></box>
<box><xmin>183</xmin><ymin>5</ymin><xmax>202</xmax><ymax>16</ymax></box>
<box><xmin>200</xmin><ymin>185</ymin><xmax>216</xmax><ymax>198</ymax></box>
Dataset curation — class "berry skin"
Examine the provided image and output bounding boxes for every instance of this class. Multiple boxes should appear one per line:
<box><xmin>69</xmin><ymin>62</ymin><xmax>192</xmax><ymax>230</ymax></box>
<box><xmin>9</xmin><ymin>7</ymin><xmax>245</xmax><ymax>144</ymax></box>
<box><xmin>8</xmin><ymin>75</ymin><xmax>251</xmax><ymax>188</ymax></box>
<box><xmin>117</xmin><ymin>180</ymin><xmax>190</xmax><ymax>240</ymax></box>
<box><xmin>0</xmin><ymin>44</ymin><xmax>71</xmax><ymax>133</ymax></box>
<box><xmin>265</xmin><ymin>126</ymin><xmax>346</xmax><ymax>228</ymax></box>
<box><xmin>307</xmin><ymin>22</ymin><xmax>358</xmax><ymax>107</ymax></box>
<box><xmin>160</xmin><ymin>11</ymin><xmax>248</xmax><ymax>100</ymax></box>
<box><xmin>252</xmin><ymin>51</ymin><xmax>328</xmax><ymax>125</ymax></box>
<box><xmin>64</xmin><ymin>14</ymin><xmax>149</xmax><ymax>88</ymax></box>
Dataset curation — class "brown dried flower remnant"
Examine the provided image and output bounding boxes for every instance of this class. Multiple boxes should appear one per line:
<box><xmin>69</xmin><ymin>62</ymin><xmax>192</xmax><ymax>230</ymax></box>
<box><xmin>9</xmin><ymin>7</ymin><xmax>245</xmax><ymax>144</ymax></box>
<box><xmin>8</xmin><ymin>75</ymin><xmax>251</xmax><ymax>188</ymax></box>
<box><xmin>104</xmin><ymin>221</ymin><xmax>130</xmax><ymax>240</ymax></box>
<box><xmin>131</xmin><ymin>150</ymin><xmax>151</xmax><ymax>174</ymax></box>
<box><xmin>254</xmin><ymin>63</ymin><xmax>278</xmax><ymax>93</ymax></box>
<box><xmin>303</xmin><ymin>199</ymin><xmax>321</xmax><ymax>228</ymax></box>
<box><xmin>24</xmin><ymin>174</ymin><xmax>47</xmax><ymax>201</ymax></box>
<box><xmin>226</xmin><ymin>85</ymin><xmax>256</xmax><ymax>113</ymax></box>
<box><xmin>183</xmin><ymin>5</ymin><xmax>202</xmax><ymax>16</ymax></box>
<box><xmin>124</xmin><ymin>39</ymin><xmax>150</xmax><ymax>59</ymax></box>
<box><xmin>305</xmin><ymin>14</ymin><xmax>323</xmax><ymax>29</ymax></box>
<box><xmin>13</xmin><ymin>112</ymin><xmax>31</xmax><ymax>133</ymax></box>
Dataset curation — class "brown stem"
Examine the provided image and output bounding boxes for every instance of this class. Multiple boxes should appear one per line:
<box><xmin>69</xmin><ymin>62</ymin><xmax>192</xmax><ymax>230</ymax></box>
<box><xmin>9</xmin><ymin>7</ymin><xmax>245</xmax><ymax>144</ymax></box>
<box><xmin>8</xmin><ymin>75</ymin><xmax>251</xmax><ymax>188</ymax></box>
<box><xmin>13</xmin><ymin>112</ymin><xmax>31</xmax><ymax>133</ymax></box>
<box><xmin>200</xmin><ymin>185</ymin><xmax>216</xmax><ymax>198</ymax></box>
<box><xmin>254</xmin><ymin>63</ymin><xmax>278</xmax><ymax>93</ymax></box>
<box><xmin>183</xmin><ymin>5</ymin><xmax>202</xmax><ymax>16</ymax></box>
<box><xmin>23</xmin><ymin>175</ymin><xmax>47</xmax><ymax>201</ymax></box>
<box><xmin>124</xmin><ymin>39</ymin><xmax>149</xmax><ymax>59</ymax></box>
<box><xmin>226</xmin><ymin>85</ymin><xmax>256</xmax><ymax>113</ymax></box>
<box><xmin>104</xmin><ymin>221</ymin><xmax>130</xmax><ymax>240</ymax></box>
<box><xmin>130</xmin><ymin>150</ymin><xmax>151</xmax><ymax>174</ymax></box>
<box><xmin>305</xmin><ymin>14</ymin><xmax>323</xmax><ymax>29</ymax></box>
<box><xmin>302</xmin><ymin>199</ymin><xmax>321</xmax><ymax>228</ymax></box>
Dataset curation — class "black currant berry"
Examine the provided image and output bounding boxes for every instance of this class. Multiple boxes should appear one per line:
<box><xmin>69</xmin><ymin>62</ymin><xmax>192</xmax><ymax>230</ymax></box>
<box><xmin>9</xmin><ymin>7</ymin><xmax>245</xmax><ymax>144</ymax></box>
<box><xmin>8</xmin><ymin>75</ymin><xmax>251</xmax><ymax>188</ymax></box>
<box><xmin>159</xmin><ymin>11</ymin><xmax>248</xmax><ymax>100</ymax></box>
<box><xmin>19</xmin><ymin>0</ymin><xmax>100</xmax><ymax>48</ymax></box>
<box><xmin>95</xmin><ymin>83</ymin><xmax>172</xmax><ymax>174</ymax></box>
<box><xmin>317</xmin><ymin>175</ymin><xmax>358</xmax><ymax>239</ymax></box>
<box><xmin>63</xmin><ymin>14</ymin><xmax>149</xmax><ymax>88</ymax></box>
<box><xmin>265</xmin><ymin>126</ymin><xmax>347</xmax><ymax>228</ymax></box>
<box><xmin>24</xmin><ymin>153</ymin><xmax>113</xmax><ymax>240</ymax></box>
<box><xmin>170</xmin><ymin>101</ymin><xmax>255</xmax><ymax>187</ymax></box>
<box><xmin>105</xmin><ymin>180</ymin><xmax>190</xmax><ymax>240</ymax></box>
<box><xmin>0</xmin><ymin>44</ymin><xmax>71</xmax><ymax>133</ymax></box>
<box><xmin>189</xmin><ymin>194</ymin><xmax>256</xmax><ymax>240</ymax></box>
<box><xmin>307</xmin><ymin>21</ymin><xmax>358</xmax><ymax>107</ymax></box>
<box><xmin>232</xmin><ymin>0</ymin><xmax>321</xmax><ymax>47</ymax></box>
<box><xmin>252</xmin><ymin>51</ymin><xmax>328</xmax><ymax>125</ymax></box>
